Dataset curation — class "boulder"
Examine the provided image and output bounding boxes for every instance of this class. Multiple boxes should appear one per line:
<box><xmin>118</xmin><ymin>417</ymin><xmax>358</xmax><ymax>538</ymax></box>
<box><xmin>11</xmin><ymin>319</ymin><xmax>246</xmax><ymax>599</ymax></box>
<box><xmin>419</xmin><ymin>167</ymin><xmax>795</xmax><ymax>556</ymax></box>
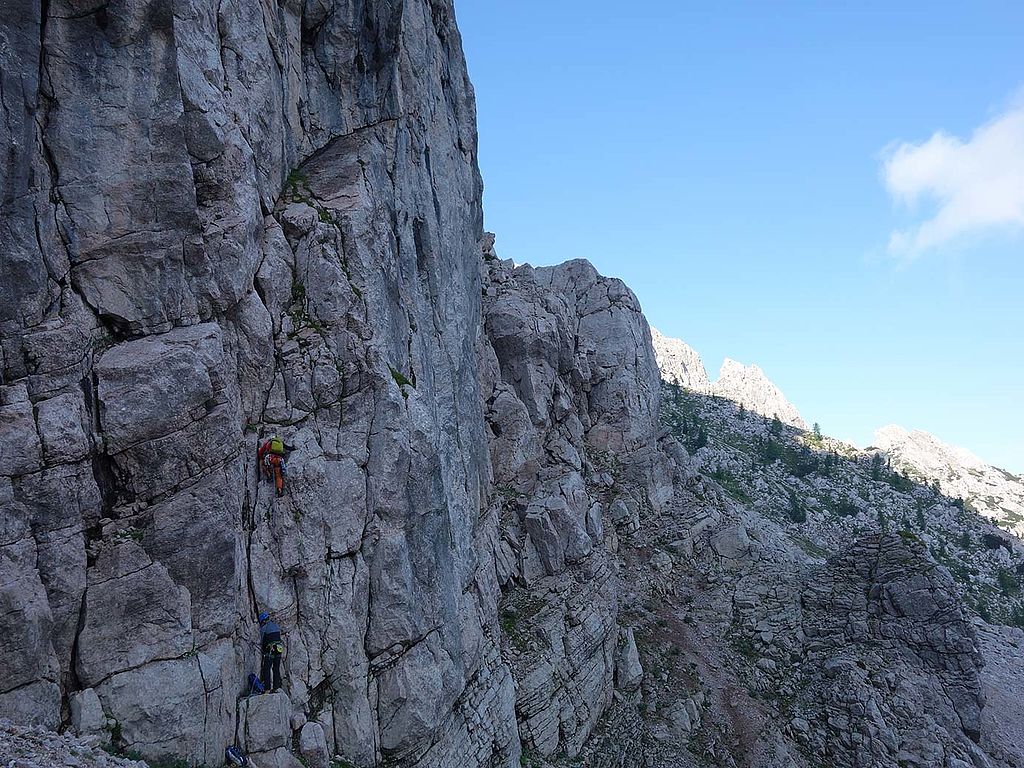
<box><xmin>69</xmin><ymin>688</ymin><xmax>107</xmax><ymax>738</ymax></box>
<box><xmin>609</xmin><ymin>498</ymin><xmax>640</xmax><ymax>535</ymax></box>
<box><xmin>238</xmin><ymin>692</ymin><xmax>292</xmax><ymax>754</ymax></box>
<box><xmin>711</xmin><ymin>524</ymin><xmax>753</xmax><ymax>560</ymax></box>
<box><xmin>96</xmin><ymin>658</ymin><xmax>210</xmax><ymax>764</ymax></box>
<box><xmin>615</xmin><ymin>628</ymin><xmax>643</xmax><ymax>690</ymax></box>
<box><xmin>298</xmin><ymin>722</ymin><xmax>329</xmax><ymax>768</ymax></box>
<box><xmin>248</xmin><ymin>746</ymin><xmax>305</xmax><ymax>768</ymax></box>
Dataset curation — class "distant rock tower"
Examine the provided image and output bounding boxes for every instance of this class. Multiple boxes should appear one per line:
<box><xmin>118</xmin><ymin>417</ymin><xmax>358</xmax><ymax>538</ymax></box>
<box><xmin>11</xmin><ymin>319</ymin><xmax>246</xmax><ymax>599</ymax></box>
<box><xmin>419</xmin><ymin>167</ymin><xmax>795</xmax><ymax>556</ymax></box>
<box><xmin>650</xmin><ymin>328</ymin><xmax>807</xmax><ymax>429</ymax></box>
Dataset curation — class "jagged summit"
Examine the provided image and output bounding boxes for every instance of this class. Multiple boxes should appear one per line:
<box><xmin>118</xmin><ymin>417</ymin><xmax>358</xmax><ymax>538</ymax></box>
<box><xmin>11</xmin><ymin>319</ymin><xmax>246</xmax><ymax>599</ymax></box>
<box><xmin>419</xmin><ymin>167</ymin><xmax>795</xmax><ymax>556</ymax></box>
<box><xmin>875</xmin><ymin>424</ymin><xmax>1024</xmax><ymax>535</ymax></box>
<box><xmin>651</xmin><ymin>328</ymin><xmax>807</xmax><ymax>429</ymax></box>
<box><xmin>649</xmin><ymin>327</ymin><xmax>709</xmax><ymax>391</ymax></box>
<box><xmin>652</xmin><ymin>325</ymin><xmax>1023</xmax><ymax>537</ymax></box>
<box><xmin>711</xmin><ymin>357</ymin><xmax>808</xmax><ymax>430</ymax></box>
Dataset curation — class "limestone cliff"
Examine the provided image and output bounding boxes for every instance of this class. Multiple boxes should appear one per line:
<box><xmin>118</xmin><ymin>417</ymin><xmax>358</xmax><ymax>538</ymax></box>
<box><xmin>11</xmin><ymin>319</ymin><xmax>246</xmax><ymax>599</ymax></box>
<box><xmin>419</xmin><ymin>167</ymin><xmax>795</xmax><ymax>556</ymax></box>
<box><xmin>649</xmin><ymin>327</ymin><xmax>709</xmax><ymax>392</ymax></box>
<box><xmin>1</xmin><ymin>3</ymin><xmax>675</xmax><ymax>764</ymax></box>
<box><xmin>711</xmin><ymin>358</ymin><xmax>807</xmax><ymax>430</ymax></box>
<box><xmin>2</xmin><ymin>1</ymin><xmax>505</xmax><ymax>764</ymax></box>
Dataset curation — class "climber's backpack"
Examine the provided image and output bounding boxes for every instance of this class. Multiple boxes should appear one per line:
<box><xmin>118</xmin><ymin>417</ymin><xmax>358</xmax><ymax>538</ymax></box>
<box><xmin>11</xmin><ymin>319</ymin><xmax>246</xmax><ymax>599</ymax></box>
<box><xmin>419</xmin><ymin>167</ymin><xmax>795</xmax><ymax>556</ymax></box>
<box><xmin>269</xmin><ymin>437</ymin><xmax>285</xmax><ymax>455</ymax></box>
<box><xmin>247</xmin><ymin>673</ymin><xmax>265</xmax><ymax>695</ymax></box>
<box><xmin>225</xmin><ymin>745</ymin><xmax>248</xmax><ymax>767</ymax></box>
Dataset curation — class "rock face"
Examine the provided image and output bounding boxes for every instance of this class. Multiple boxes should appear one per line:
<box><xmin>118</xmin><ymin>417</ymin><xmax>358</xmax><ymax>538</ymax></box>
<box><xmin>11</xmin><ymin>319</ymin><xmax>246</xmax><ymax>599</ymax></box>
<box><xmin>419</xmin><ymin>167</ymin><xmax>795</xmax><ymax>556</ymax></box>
<box><xmin>977</xmin><ymin>623</ymin><xmax>1024</xmax><ymax>766</ymax></box>
<box><xmin>650</xmin><ymin>327</ymin><xmax>709</xmax><ymax>391</ymax></box>
<box><xmin>0</xmin><ymin>1</ymin><xmax>509</xmax><ymax>765</ymax></box>
<box><xmin>479</xmin><ymin>251</ymin><xmax>677</xmax><ymax>762</ymax></box>
<box><xmin>651</xmin><ymin>328</ymin><xmax>807</xmax><ymax>428</ymax></box>
<box><xmin>875</xmin><ymin>425</ymin><xmax>1024</xmax><ymax>536</ymax></box>
<box><xmin>1</xmin><ymin>2</ymin><xmax>672</xmax><ymax>764</ymax></box>
<box><xmin>710</xmin><ymin>358</ymin><xmax>807</xmax><ymax>429</ymax></box>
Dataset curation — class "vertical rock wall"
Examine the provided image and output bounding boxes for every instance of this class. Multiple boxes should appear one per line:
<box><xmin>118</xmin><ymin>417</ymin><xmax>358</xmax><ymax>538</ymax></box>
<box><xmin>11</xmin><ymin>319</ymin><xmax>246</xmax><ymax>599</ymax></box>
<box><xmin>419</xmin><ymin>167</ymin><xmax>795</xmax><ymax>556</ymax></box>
<box><xmin>0</xmin><ymin>3</ymin><xmax>664</xmax><ymax>766</ymax></box>
<box><xmin>479</xmin><ymin>253</ymin><xmax>675</xmax><ymax>761</ymax></box>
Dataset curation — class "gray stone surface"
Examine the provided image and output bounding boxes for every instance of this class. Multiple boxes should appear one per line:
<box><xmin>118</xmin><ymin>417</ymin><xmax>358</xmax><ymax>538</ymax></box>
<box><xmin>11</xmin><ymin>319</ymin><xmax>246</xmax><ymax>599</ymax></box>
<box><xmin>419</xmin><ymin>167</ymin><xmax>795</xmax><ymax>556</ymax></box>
<box><xmin>615</xmin><ymin>628</ymin><xmax>644</xmax><ymax>690</ymax></box>
<box><xmin>77</xmin><ymin>542</ymin><xmax>194</xmax><ymax>687</ymax></box>
<box><xmin>0</xmin><ymin>720</ymin><xmax>147</xmax><ymax>768</ymax></box>
<box><xmin>1</xmin><ymin>1</ymin><xmax>515</xmax><ymax>765</ymax></box>
<box><xmin>298</xmin><ymin>721</ymin><xmax>330</xmax><ymax>768</ymax></box>
<box><xmin>69</xmin><ymin>688</ymin><xmax>107</xmax><ymax>738</ymax></box>
<box><xmin>0</xmin><ymin>384</ymin><xmax>42</xmax><ymax>476</ymax></box>
<box><xmin>238</xmin><ymin>693</ymin><xmax>292</xmax><ymax>754</ymax></box>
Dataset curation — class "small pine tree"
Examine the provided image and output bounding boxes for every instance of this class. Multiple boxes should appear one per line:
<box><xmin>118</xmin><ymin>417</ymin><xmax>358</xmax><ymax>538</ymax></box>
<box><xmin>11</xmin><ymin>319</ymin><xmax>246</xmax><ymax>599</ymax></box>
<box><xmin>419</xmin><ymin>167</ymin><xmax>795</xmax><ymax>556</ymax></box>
<box><xmin>738</xmin><ymin>403</ymin><xmax>746</xmax><ymax>421</ymax></box>
<box><xmin>686</xmin><ymin>426</ymin><xmax>708</xmax><ymax>452</ymax></box>
<box><xmin>813</xmin><ymin>422</ymin><xmax>822</xmax><ymax>440</ymax></box>
<box><xmin>997</xmin><ymin>569</ymin><xmax>1020</xmax><ymax>597</ymax></box>
<box><xmin>1010</xmin><ymin>607</ymin><xmax>1024</xmax><ymax>629</ymax></box>
<box><xmin>788</xmin><ymin>490</ymin><xmax>806</xmax><ymax>524</ymax></box>
<box><xmin>759</xmin><ymin>438</ymin><xmax>783</xmax><ymax>465</ymax></box>
<box><xmin>794</xmin><ymin>447</ymin><xmax>818</xmax><ymax>478</ymax></box>
<box><xmin>770</xmin><ymin>415</ymin><xmax>783</xmax><ymax>437</ymax></box>
<box><xmin>977</xmin><ymin>600</ymin><xmax>993</xmax><ymax>624</ymax></box>
<box><xmin>870</xmin><ymin>453</ymin><xmax>883</xmax><ymax>481</ymax></box>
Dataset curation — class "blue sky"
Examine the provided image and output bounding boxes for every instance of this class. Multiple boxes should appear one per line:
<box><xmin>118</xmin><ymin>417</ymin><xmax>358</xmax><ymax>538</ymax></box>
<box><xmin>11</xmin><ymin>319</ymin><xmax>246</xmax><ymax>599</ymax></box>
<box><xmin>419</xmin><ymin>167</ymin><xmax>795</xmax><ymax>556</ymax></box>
<box><xmin>456</xmin><ymin>1</ymin><xmax>1024</xmax><ymax>473</ymax></box>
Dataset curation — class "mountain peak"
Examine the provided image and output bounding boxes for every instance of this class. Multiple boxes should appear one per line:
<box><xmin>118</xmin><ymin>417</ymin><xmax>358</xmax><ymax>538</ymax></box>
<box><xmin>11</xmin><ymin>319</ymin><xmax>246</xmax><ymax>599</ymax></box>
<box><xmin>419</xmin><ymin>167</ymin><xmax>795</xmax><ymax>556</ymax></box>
<box><xmin>874</xmin><ymin>423</ymin><xmax>1024</xmax><ymax>534</ymax></box>
<box><xmin>649</xmin><ymin>327</ymin><xmax>710</xmax><ymax>391</ymax></box>
<box><xmin>711</xmin><ymin>357</ymin><xmax>807</xmax><ymax>429</ymax></box>
<box><xmin>650</xmin><ymin>329</ymin><xmax>808</xmax><ymax>429</ymax></box>
<box><xmin>875</xmin><ymin>424</ymin><xmax>989</xmax><ymax>472</ymax></box>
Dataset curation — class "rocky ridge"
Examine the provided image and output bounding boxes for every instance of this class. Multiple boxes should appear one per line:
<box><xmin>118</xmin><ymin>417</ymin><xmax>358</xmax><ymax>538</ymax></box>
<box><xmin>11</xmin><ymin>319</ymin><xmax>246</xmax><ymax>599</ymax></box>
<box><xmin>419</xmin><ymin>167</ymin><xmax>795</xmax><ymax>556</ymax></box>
<box><xmin>651</xmin><ymin>328</ymin><xmax>807</xmax><ymax>428</ymax></box>
<box><xmin>649</xmin><ymin>327</ymin><xmax>709</xmax><ymax>392</ymax></box>
<box><xmin>875</xmin><ymin>424</ymin><xmax>1024</xmax><ymax>537</ymax></box>
<box><xmin>652</xmin><ymin>327</ymin><xmax>1024</xmax><ymax>537</ymax></box>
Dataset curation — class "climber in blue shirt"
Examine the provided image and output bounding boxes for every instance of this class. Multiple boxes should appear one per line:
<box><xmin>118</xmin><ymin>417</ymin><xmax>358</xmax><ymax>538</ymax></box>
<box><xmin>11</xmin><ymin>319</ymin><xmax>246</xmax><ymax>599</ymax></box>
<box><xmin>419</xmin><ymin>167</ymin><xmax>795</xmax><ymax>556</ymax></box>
<box><xmin>258</xmin><ymin>612</ymin><xmax>285</xmax><ymax>692</ymax></box>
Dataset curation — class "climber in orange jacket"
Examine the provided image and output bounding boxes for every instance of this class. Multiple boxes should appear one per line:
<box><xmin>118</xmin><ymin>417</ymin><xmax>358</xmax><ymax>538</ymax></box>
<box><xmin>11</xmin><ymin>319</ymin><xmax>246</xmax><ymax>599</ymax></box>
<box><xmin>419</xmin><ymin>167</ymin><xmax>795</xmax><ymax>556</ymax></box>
<box><xmin>257</xmin><ymin>435</ymin><xmax>294</xmax><ymax>497</ymax></box>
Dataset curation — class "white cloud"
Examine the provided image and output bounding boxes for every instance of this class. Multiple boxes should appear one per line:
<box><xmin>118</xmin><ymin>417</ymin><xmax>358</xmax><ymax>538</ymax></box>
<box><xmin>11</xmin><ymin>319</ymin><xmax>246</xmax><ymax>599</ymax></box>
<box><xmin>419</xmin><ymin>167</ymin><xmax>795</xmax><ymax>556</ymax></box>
<box><xmin>882</xmin><ymin>99</ymin><xmax>1024</xmax><ymax>258</ymax></box>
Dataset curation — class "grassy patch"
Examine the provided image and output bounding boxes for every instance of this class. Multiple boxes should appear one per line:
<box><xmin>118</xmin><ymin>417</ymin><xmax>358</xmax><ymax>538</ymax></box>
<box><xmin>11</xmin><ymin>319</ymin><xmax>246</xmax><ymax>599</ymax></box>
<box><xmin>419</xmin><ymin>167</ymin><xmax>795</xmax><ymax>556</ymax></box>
<box><xmin>709</xmin><ymin>468</ymin><xmax>751</xmax><ymax>503</ymax></box>
<box><xmin>897</xmin><ymin>530</ymin><xmax>923</xmax><ymax>546</ymax></box>
<box><xmin>795</xmin><ymin>536</ymin><xmax>829</xmax><ymax>559</ymax></box>
<box><xmin>388</xmin><ymin>366</ymin><xmax>415</xmax><ymax>399</ymax></box>
<box><xmin>286</xmin><ymin>280</ymin><xmax>328</xmax><ymax>345</ymax></box>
